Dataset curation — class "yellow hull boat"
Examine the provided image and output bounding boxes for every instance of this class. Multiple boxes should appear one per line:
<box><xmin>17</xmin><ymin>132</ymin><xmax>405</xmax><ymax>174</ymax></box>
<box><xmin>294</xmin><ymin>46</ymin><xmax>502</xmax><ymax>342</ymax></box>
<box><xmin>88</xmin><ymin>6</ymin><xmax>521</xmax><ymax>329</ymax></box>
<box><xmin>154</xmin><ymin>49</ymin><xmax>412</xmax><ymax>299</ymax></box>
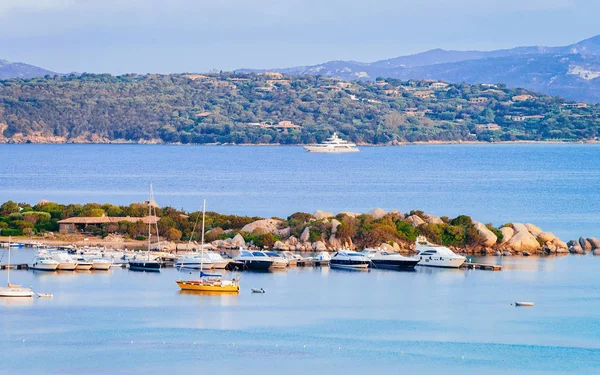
<box><xmin>176</xmin><ymin>280</ymin><xmax>239</xmax><ymax>293</ymax></box>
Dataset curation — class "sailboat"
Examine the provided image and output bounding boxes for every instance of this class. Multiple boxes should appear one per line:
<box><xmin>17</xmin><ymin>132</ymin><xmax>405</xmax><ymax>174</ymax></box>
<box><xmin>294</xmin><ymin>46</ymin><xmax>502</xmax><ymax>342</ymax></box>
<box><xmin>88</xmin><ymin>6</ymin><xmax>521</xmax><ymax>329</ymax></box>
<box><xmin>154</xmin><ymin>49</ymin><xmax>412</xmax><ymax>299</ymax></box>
<box><xmin>176</xmin><ymin>200</ymin><xmax>240</xmax><ymax>293</ymax></box>
<box><xmin>128</xmin><ymin>182</ymin><xmax>162</xmax><ymax>272</ymax></box>
<box><xmin>0</xmin><ymin>237</ymin><xmax>34</xmax><ymax>297</ymax></box>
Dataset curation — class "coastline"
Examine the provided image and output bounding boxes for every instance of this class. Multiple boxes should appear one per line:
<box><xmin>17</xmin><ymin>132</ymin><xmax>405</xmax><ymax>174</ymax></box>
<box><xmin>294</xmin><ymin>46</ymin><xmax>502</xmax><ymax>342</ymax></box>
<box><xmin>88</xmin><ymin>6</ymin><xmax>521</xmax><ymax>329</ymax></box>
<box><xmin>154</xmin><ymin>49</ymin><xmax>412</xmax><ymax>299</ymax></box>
<box><xmin>1</xmin><ymin>139</ymin><xmax>598</xmax><ymax>146</ymax></box>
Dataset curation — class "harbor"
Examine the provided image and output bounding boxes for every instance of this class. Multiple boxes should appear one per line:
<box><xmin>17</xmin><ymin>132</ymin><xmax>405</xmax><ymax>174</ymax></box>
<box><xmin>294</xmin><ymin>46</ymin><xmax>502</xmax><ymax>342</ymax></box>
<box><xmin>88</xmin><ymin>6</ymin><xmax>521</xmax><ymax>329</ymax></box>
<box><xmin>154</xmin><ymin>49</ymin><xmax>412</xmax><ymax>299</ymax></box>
<box><xmin>1</xmin><ymin>253</ymin><xmax>598</xmax><ymax>375</ymax></box>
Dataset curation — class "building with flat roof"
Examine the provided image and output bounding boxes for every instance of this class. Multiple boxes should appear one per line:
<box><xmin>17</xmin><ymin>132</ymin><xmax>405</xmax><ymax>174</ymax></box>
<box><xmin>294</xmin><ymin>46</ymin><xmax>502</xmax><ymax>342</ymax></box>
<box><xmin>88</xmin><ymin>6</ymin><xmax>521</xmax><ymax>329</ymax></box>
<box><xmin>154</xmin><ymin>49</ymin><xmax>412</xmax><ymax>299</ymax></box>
<box><xmin>58</xmin><ymin>216</ymin><xmax>159</xmax><ymax>234</ymax></box>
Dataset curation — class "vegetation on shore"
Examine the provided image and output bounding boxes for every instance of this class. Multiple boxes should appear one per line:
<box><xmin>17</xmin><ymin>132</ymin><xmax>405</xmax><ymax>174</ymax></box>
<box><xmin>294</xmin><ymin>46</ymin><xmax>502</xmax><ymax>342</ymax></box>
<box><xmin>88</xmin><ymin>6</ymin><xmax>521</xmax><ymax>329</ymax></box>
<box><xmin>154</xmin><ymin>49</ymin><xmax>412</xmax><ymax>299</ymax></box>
<box><xmin>0</xmin><ymin>200</ymin><xmax>501</xmax><ymax>251</ymax></box>
<box><xmin>1</xmin><ymin>72</ymin><xmax>599</xmax><ymax>145</ymax></box>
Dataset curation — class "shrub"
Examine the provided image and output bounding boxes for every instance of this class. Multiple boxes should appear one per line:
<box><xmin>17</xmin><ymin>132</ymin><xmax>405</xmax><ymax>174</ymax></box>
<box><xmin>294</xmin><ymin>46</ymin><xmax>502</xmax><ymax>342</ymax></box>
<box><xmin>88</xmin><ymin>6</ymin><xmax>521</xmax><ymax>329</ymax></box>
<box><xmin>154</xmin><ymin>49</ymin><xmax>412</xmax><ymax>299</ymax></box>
<box><xmin>0</xmin><ymin>228</ymin><xmax>22</xmax><ymax>236</ymax></box>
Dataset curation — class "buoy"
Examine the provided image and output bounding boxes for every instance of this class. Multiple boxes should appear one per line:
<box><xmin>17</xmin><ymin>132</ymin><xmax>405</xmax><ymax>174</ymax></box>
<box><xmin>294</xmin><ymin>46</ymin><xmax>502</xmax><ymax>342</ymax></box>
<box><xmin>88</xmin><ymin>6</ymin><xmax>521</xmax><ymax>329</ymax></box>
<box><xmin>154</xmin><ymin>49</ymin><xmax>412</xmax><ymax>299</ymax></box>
<box><xmin>462</xmin><ymin>356</ymin><xmax>465</xmax><ymax>360</ymax></box>
<box><xmin>232</xmin><ymin>343</ymin><xmax>235</xmax><ymax>346</ymax></box>
<box><xmin>401</xmin><ymin>351</ymin><xmax>403</xmax><ymax>355</ymax></box>
<box><xmin>338</xmin><ymin>347</ymin><xmax>341</xmax><ymax>350</ymax></box>
<box><xmin>162</xmin><ymin>341</ymin><xmax>166</xmax><ymax>345</ymax></box>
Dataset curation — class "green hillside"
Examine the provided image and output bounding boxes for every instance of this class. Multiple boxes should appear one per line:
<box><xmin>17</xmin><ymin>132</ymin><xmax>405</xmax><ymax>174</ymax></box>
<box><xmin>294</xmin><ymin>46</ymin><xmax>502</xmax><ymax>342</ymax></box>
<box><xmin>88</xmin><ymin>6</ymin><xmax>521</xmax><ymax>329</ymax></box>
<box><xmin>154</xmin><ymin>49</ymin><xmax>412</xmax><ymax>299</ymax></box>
<box><xmin>1</xmin><ymin>72</ymin><xmax>598</xmax><ymax>144</ymax></box>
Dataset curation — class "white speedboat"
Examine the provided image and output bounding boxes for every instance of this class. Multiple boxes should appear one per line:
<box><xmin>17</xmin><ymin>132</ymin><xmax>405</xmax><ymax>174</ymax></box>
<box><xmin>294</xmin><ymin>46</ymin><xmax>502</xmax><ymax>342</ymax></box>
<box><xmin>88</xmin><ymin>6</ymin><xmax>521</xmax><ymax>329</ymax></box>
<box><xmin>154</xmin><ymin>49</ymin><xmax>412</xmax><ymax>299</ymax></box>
<box><xmin>31</xmin><ymin>255</ymin><xmax>59</xmax><ymax>271</ymax></box>
<box><xmin>330</xmin><ymin>250</ymin><xmax>370</xmax><ymax>269</ymax></box>
<box><xmin>234</xmin><ymin>249</ymin><xmax>273</xmax><ymax>271</ymax></box>
<box><xmin>264</xmin><ymin>251</ymin><xmax>289</xmax><ymax>269</ymax></box>
<box><xmin>90</xmin><ymin>259</ymin><xmax>112</xmax><ymax>270</ymax></box>
<box><xmin>362</xmin><ymin>249</ymin><xmax>420</xmax><ymax>269</ymax></box>
<box><xmin>303</xmin><ymin>133</ymin><xmax>359</xmax><ymax>153</ymax></box>
<box><xmin>74</xmin><ymin>257</ymin><xmax>93</xmax><ymax>271</ymax></box>
<box><xmin>175</xmin><ymin>254</ymin><xmax>215</xmax><ymax>270</ymax></box>
<box><xmin>280</xmin><ymin>251</ymin><xmax>299</xmax><ymax>266</ymax></box>
<box><xmin>415</xmin><ymin>236</ymin><xmax>466</xmax><ymax>268</ymax></box>
<box><xmin>313</xmin><ymin>251</ymin><xmax>331</xmax><ymax>266</ymax></box>
<box><xmin>49</xmin><ymin>251</ymin><xmax>78</xmax><ymax>270</ymax></box>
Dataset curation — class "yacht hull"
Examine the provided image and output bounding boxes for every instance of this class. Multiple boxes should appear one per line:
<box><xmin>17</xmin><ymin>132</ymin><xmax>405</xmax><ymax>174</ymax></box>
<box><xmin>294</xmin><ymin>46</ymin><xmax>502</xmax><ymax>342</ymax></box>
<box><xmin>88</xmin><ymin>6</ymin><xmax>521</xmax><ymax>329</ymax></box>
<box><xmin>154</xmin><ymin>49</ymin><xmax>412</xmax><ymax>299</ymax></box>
<box><xmin>75</xmin><ymin>263</ymin><xmax>93</xmax><ymax>271</ymax></box>
<box><xmin>57</xmin><ymin>263</ymin><xmax>78</xmax><ymax>271</ymax></box>
<box><xmin>31</xmin><ymin>262</ymin><xmax>58</xmax><ymax>271</ymax></box>
<box><xmin>330</xmin><ymin>261</ymin><xmax>370</xmax><ymax>269</ymax></box>
<box><xmin>303</xmin><ymin>147</ymin><xmax>359</xmax><ymax>153</ymax></box>
<box><xmin>129</xmin><ymin>261</ymin><xmax>161</xmax><ymax>272</ymax></box>
<box><xmin>417</xmin><ymin>257</ymin><xmax>465</xmax><ymax>268</ymax></box>
<box><xmin>241</xmin><ymin>260</ymin><xmax>273</xmax><ymax>271</ymax></box>
<box><xmin>0</xmin><ymin>287</ymin><xmax>34</xmax><ymax>297</ymax></box>
<box><xmin>371</xmin><ymin>259</ymin><xmax>420</xmax><ymax>269</ymax></box>
<box><xmin>176</xmin><ymin>280</ymin><xmax>239</xmax><ymax>293</ymax></box>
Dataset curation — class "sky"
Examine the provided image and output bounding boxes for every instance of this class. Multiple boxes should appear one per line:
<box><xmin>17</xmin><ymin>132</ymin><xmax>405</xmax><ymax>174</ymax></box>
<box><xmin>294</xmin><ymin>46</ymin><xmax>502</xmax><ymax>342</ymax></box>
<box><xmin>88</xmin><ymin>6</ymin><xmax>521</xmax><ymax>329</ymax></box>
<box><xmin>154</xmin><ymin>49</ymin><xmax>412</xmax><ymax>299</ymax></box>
<box><xmin>0</xmin><ymin>0</ymin><xmax>599</xmax><ymax>74</ymax></box>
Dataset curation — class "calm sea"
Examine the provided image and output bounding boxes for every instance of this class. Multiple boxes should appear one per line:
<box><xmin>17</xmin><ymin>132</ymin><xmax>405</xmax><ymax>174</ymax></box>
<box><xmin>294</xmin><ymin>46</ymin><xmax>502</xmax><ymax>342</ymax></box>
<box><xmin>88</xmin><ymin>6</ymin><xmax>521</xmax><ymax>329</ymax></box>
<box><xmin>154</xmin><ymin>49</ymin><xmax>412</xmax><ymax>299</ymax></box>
<box><xmin>0</xmin><ymin>144</ymin><xmax>599</xmax><ymax>240</ymax></box>
<box><xmin>1</xmin><ymin>251</ymin><xmax>599</xmax><ymax>375</ymax></box>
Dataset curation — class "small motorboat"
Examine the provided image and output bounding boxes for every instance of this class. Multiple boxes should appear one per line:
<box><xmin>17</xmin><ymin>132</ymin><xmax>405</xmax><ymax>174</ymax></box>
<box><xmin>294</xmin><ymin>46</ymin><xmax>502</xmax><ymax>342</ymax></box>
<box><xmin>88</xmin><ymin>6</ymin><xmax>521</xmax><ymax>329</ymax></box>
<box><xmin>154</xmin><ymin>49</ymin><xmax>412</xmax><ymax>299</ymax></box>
<box><xmin>515</xmin><ymin>301</ymin><xmax>535</xmax><ymax>307</ymax></box>
<box><xmin>37</xmin><ymin>293</ymin><xmax>53</xmax><ymax>298</ymax></box>
<box><xmin>251</xmin><ymin>288</ymin><xmax>265</xmax><ymax>293</ymax></box>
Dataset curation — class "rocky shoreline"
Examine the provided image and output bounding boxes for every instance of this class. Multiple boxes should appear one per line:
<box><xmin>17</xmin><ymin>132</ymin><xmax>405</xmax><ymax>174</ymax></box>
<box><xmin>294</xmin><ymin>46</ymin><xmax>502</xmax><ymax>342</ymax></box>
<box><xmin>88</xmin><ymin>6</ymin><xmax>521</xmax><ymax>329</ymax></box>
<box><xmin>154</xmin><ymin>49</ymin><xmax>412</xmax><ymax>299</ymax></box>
<box><xmin>1</xmin><ymin>200</ymin><xmax>598</xmax><ymax>256</ymax></box>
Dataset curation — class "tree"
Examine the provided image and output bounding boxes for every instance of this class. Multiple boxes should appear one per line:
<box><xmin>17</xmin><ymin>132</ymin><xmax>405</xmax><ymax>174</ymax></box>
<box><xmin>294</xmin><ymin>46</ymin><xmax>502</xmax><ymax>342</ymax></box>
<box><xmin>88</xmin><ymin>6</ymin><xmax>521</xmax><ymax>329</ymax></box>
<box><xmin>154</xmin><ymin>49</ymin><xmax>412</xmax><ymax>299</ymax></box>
<box><xmin>165</xmin><ymin>228</ymin><xmax>182</xmax><ymax>241</ymax></box>
<box><xmin>0</xmin><ymin>201</ymin><xmax>20</xmax><ymax>216</ymax></box>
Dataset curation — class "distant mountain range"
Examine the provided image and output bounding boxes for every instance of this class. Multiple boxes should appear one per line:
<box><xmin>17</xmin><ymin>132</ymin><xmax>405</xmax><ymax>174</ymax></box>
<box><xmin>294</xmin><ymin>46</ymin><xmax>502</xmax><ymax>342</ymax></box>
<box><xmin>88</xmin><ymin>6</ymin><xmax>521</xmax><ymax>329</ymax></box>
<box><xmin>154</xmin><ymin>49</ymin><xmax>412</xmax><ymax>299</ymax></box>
<box><xmin>240</xmin><ymin>35</ymin><xmax>600</xmax><ymax>103</ymax></box>
<box><xmin>0</xmin><ymin>59</ymin><xmax>58</xmax><ymax>80</ymax></box>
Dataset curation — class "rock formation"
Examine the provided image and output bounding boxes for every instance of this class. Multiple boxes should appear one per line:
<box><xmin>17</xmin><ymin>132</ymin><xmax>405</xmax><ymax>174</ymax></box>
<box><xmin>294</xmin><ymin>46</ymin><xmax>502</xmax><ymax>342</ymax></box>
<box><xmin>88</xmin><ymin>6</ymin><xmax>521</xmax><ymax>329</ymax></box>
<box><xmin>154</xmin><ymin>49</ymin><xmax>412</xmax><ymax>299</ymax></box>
<box><xmin>499</xmin><ymin>227</ymin><xmax>514</xmax><ymax>244</ymax></box>
<box><xmin>579</xmin><ymin>236</ymin><xmax>592</xmax><ymax>251</ymax></box>
<box><xmin>300</xmin><ymin>227</ymin><xmax>310</xmax><ymax>242</ymax></box>
<box><xmin>524</xmin><ymin>223</ymin><xmax>543</xmax><ymax>236</ymax></box>
<box><xmin>313</xmin><ymin>210</ymin><xmax>333</xmax><ymax>220</ymax></box>
<box><xmin>425</xmin><ymin>215</ymin><xmax>444</xmax><ymax>224</ymax></box>
<box><xmin>405</xmin><ymin>215</ymin><xmax>425</xmax><ymax>227</ymax></box>
<box><xmin>368</xmin><ymin>208</ymin><xmax>387</xmax><ymax>220</ymax></box>
<box><xmin>504</xmin><ymin>223</ymin><xmax>540</xmax><ymax>252</ymax></box>
<box><xmin>241</xmin><ymin>218</ymin><xmax>287</xmax><ymax>236</ymax></box>
<box><xmin>474</xmin><ymin>222</ymin><xmax>497</xmax><ymax>247</ymax></box>
<box><xmin>330</xmin><ymin>219</ymin><xmax>341</xmax><ymax>234</ymax></box>
<box><xmin>587</xmin><ymin>237</ymin><xmax>600</xmax><ymax>249</ymax></box>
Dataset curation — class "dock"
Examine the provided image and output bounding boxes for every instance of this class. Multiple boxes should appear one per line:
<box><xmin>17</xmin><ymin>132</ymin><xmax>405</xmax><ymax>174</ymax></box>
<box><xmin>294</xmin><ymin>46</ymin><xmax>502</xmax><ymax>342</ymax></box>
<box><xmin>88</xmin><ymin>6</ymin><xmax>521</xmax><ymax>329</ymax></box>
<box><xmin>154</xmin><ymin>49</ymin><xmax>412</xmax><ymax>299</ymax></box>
<box><xmin>460</xmin><ymin>262</ymin><xmax>502</xmax><ymax>271</ymax></box>
<box><xmin>0</xmin><ymin>263</ymin><xmax>30</xmax><ymax>270</ymax></box>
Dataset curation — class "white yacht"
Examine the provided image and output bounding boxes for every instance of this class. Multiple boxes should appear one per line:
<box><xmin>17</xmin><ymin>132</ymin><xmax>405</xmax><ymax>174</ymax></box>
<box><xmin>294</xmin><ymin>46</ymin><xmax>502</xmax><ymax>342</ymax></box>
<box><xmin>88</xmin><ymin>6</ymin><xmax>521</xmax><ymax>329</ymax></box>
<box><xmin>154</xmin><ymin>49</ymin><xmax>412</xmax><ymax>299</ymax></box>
<box><xmin>176</xmin><ymin>254</ymin><xmax>215</xmax><ymax>270</ymax></box>
<box><xmin>362</xmin><ymin>249</ymin><xmax>420</xmax><ymax>269</ymax></box>
<box><xmin>234</xmin><ymin>250</ymin><xmax>273</xmax><ymax>271</ymax></box>
<box><xmin>415</xmin><ymin>236</ymin><xmax>466</xmax><ymax>268</ymax></box>
<box><xmin>330</xmin><ymin>250</ymin><xmax>370</xmax><ymax>269</ymax></box>
<box><xmin>303</xmin><ymin>133</ymin><xmax>359</xmax><ymax>153</ymax></box>
<box><xmin>264</xmin><ymin>251</ymin><xmax>289</xmax><ymax>269</ymax></box>
<box><xmin>31</xmin><ymin>254</ymin><xmax>59</xmax><ymax>271</ymax></box>
<box><xmin>49</xmin><ymin>251</ymin><xmax>78</xmax><ymax>270</ymax></box>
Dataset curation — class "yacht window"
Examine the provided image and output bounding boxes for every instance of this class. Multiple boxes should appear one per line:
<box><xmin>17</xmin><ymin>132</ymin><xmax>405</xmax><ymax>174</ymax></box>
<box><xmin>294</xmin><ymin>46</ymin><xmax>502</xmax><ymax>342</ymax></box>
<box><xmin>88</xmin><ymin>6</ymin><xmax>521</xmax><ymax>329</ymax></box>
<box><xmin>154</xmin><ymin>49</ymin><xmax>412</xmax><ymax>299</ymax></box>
<box><xmin>252</xmin><ymin>251</ymin><xmax>265</xmax><ymax>257</ymax></box>
<box><xmin>347</xmin><ymin>253</ymin><xmax>362</xmax><ymax>257</ymax></box>
<box><xmin>240</xmin><ymin>251</ymin><xmax>252</xmax><ymax>256</ymax></box>
<box><xmin>265</xmin><ymin>252</ymin><xmax>280</xmax><ymax>257</ymax></box>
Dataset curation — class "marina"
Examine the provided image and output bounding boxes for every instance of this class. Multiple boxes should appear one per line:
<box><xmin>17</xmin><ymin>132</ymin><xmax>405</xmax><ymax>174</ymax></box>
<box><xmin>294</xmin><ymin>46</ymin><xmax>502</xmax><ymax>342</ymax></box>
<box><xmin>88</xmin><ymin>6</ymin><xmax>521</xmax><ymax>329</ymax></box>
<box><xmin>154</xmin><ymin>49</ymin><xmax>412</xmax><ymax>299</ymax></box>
<box><xmin>1</xmin><ymin>252</ymin><xmax>599</xmax><ymax>375</ymax></box>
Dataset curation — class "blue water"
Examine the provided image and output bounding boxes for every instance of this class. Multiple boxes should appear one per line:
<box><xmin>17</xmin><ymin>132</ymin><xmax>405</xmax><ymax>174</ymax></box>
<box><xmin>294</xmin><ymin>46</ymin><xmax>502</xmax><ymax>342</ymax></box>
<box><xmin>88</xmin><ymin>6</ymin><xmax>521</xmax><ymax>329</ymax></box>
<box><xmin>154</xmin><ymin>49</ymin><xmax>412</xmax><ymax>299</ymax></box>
<box><xmin>0</xmin><ymin>144</ymin><xmax>599</xmax><ymax>240</ymax></box>
<box><xmin>1</xmin><ymin>251</ymin><xmax>600</xmax><ymax>374</ymax></box>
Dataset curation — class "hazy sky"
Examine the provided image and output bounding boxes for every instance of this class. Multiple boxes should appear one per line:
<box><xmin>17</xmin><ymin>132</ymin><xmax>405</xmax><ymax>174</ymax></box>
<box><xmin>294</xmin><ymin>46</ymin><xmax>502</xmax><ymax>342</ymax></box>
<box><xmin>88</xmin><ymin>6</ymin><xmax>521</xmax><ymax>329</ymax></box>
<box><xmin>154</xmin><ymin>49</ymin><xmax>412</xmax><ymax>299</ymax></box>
<box><xmin>0</xmin><ymin>0</ymin><xmax>598</xmax><ymax>74</ymax></box>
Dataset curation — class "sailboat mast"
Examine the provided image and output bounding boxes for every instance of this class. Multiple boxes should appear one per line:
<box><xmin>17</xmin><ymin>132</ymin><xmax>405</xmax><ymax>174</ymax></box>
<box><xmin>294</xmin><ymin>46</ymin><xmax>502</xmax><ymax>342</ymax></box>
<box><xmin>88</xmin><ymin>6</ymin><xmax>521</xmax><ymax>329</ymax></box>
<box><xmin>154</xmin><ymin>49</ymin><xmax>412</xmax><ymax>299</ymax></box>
<box><xmin>7</xmin><ymin>236</ymin><xmax>11</xmax><ymax>285</ymax></box>
<box><xmin>200</xmin><ymin>199</ymin><xmax>206</xmax><ymax>270</ymax></box>
<box><xmin>148</xmin><ymin>181</ymin><xmax>152</xmax><ymax>262</ymax></box>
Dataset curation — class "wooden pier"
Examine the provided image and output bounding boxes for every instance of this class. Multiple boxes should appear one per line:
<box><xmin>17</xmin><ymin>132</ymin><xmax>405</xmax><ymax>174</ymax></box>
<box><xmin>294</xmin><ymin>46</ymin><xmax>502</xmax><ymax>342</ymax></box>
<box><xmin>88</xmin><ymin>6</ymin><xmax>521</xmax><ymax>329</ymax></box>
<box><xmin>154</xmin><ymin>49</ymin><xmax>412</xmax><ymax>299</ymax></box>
<box><xmin>460</xmin><ymin>262</ymin><xmax>502</xmax><ymax>271</ymax></box>
<box><xmin>0</xmin><ymin>263</ymin><xmax>30</xmax><ymax>270</ymax></box>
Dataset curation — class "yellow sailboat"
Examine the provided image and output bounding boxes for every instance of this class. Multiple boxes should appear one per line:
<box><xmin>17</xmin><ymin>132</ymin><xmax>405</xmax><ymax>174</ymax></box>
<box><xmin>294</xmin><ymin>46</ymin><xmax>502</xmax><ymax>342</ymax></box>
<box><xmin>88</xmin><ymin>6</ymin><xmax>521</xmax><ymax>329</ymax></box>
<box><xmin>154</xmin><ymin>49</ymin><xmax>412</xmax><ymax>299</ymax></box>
<box><xmin>176</xmin><ymin>200</ymin><xmax>240</xmax><ymax>293</ymax></box>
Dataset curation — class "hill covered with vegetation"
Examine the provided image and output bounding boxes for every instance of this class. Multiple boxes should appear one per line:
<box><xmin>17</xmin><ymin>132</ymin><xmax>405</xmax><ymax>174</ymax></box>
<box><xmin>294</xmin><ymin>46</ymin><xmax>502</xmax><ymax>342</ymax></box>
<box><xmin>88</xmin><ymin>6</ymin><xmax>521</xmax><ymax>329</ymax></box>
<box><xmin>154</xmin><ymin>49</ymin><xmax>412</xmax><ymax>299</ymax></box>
<box><xmin>1</xmin><ymin>72</ymin><xmax>599</xmax><ymax>144</ymax></box>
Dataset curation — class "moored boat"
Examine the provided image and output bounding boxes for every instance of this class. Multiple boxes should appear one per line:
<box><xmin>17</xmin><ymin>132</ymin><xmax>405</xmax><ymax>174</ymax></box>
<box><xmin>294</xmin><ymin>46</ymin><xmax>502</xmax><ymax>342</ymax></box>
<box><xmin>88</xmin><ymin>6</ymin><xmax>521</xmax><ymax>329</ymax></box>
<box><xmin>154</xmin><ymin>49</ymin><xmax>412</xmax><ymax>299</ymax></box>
<box><xmin>0</xmin><ymin>238</ymin><xmax>34</xmax><ymax>297</ymax></box>
<box><xmin>90</xmin><ymin>258</ymin><xmax>112</xmax><ymax>270</ymax></box>
<box><xmin>74</xmin><ymin>257</ymin><xmax>93</xmax><ymax>270</ymax></box>
<box><xmin>234</xmin><ymin>249</ymin><xmax>273</xmax><ymax>271</ymax></box>
<box><xmin>31</xmin><ymin>255</ymin><xmax>59</xmax><ymax>271</ymax></box>
<box><xmin>49</xmin><ymin>251</ymin><xmax>78</xmax><ymax>270</ymax></box>
<box><xmin>264</xmin><ymin>251</ymin><xmax>289</xmax><ymax>269</ymax></box>
<box><xmin>415</xmin><ymin>236</ymin><xmax>466</xmax><ymax>268</ymax></box>
<box><xmin>330</xmin><ymin>250</ymin><xmax>370</xmax><ymax>269</ymax></box>
<box><xmin>362</xmin><ymin>249</ymin><xmax>420</xmax><ymax>269</ymax></box>
<box><xmin>128</xmin><ymin>182</ymin><xmax>162</xmax><ymax>272</ymax></box>
<box><xmin>176</xmin><ymin>200</ymin><xmax>240</xmax><ymax>293</ymax></box>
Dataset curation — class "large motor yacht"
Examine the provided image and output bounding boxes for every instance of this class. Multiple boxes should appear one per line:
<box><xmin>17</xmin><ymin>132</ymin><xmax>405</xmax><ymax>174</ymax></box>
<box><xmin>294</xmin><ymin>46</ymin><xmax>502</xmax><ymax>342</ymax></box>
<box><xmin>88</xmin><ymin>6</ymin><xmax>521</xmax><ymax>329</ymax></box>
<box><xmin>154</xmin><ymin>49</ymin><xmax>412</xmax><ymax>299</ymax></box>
<box><xmin>234</xmin><ymin>249</ymin><xmax>274</xmax><ymax>271</ymax></box>
<box><xmin>415</xmin><ymin>236</ymin><xmax>466</xmax><ymax>268</ymax></box>
<box><xmin>330</xmin><ymin>250</ymin><xmax>370</xmax><ymax>269</ymax></box>
<box><xmin>303</xmin><ymin>133</ymin><xmax>359</xmax><ymax>153</ymax></box>
<box><xmin>362</xmin><ymin>249</ymin><xmax>420</xmax><ymax>269</ymax></box>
